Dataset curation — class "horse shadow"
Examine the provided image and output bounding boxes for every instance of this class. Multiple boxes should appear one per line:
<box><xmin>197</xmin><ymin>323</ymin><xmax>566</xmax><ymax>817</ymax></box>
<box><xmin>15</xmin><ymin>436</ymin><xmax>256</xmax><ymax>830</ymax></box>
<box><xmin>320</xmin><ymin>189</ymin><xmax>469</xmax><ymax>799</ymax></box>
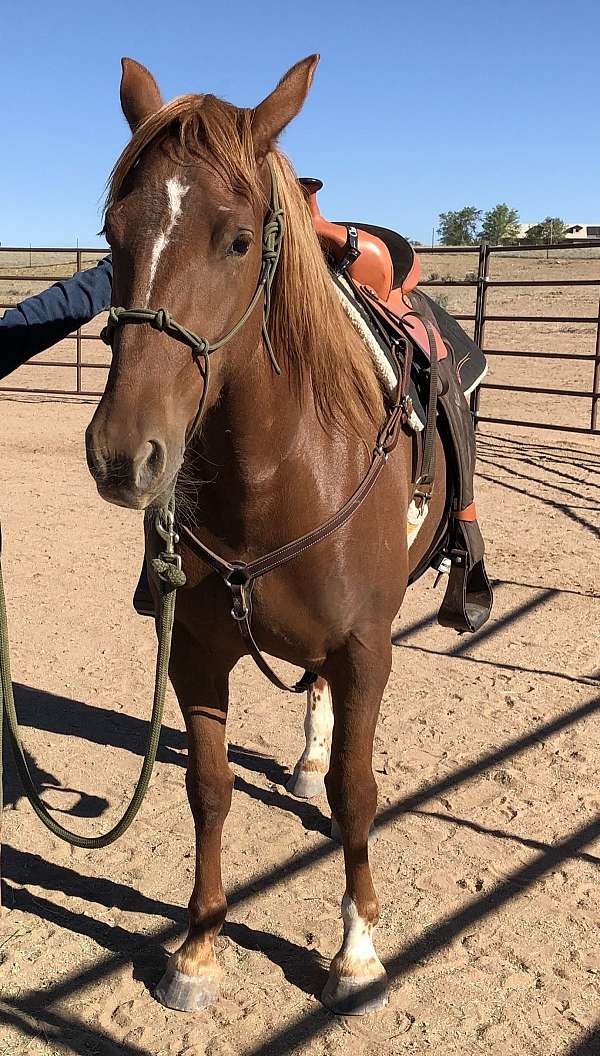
<box><xmin>2</xmin><ymin>732</ymin><xmax>108</xmax><ymax>818</ymax></box>
<box><xmin>3</xmin><ymin>683</ymin><xmax>330</xmax><ymax>835</ymax></box>
<box><xmin>2</xmin><ymin>843</ymin><xmax>327</xmax><ymax>1002</ymax></box>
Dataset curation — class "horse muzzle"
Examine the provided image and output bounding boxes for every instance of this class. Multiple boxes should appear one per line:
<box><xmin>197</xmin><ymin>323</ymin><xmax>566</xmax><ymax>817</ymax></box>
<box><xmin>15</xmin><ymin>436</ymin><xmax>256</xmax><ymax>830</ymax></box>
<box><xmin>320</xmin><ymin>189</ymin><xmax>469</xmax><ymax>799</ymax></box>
<box><xmin>85</xmin><ymin>427</ymin><xmax>171</xmax><ymax>510</ymax></box>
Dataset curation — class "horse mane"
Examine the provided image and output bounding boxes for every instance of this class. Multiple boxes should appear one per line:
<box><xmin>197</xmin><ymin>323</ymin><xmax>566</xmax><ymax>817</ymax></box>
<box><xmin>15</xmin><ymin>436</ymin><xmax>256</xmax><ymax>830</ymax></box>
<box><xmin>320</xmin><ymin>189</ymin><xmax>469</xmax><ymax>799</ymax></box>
<box><xmin>105</xmin><ymin>95</ymin><xmax>384</xmax><ymax>436</ymax></box>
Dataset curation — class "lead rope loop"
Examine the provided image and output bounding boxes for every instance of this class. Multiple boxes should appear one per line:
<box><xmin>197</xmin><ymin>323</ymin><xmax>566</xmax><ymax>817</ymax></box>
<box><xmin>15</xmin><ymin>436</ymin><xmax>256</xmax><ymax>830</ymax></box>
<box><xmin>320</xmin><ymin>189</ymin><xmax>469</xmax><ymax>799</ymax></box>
<box><xmin>0</xmin><ymin>503</ymin><xmax>182</xmax><ymax>849</ymax></box>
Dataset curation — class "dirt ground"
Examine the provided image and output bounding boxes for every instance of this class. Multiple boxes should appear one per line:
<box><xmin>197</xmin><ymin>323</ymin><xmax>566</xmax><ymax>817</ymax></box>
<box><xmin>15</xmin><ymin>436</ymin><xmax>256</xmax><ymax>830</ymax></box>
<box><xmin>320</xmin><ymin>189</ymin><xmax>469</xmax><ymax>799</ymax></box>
<box><xmin>0</xmin><ymin>392</ymin><xmax>598</xmax><ymax>1056</ymax></box>
<box><xmin>0</xmin><ymin>250</ymin><xmax>599</xmax><ymax>1055</ymax></box>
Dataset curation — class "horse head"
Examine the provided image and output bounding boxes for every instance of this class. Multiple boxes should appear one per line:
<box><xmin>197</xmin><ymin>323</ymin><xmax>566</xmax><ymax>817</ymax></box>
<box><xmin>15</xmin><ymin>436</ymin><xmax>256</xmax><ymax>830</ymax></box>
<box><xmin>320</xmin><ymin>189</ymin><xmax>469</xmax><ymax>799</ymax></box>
<box><xmin>86</xmin><ymin>55</ymin><xmax>318</xmax><ymax>509</ymax></box>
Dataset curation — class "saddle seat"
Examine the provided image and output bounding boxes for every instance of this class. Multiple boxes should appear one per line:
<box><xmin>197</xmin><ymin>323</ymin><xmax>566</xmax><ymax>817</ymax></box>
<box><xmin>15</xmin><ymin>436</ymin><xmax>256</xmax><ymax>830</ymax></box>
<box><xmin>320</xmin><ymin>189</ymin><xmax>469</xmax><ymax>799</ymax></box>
<box><xmin>300</xmin><ymin>178</ymin><xmax>447</xmax><ymax>362</ymax></box>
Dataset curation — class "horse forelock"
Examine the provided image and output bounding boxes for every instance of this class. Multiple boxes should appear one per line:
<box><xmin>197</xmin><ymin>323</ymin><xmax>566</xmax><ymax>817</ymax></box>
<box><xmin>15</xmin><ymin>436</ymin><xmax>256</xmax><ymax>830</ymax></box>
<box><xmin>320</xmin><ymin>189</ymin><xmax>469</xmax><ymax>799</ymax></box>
<box><xmin>104</xmin><ymin>94</ymin><xmax>261</xmax><ymax>214</ymax></box>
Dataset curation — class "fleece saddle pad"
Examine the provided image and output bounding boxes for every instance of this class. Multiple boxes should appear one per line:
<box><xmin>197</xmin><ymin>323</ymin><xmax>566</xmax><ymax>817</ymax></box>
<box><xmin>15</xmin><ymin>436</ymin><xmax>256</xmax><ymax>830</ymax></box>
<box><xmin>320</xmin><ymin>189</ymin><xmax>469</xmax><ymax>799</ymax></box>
<box><xmin>331</xmin><ymin>274</ymin><xmax>487</xmax><ymax>428</ymax></box>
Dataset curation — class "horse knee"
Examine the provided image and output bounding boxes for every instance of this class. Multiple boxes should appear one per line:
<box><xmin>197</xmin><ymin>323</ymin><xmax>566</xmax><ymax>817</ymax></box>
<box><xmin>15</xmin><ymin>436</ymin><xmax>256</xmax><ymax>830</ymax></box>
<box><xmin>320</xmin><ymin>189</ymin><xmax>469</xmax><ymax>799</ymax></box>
<box><xmin>186</xmin><ymin>766</ymin><xmax>233</xmax><ymax>826</ymax></box>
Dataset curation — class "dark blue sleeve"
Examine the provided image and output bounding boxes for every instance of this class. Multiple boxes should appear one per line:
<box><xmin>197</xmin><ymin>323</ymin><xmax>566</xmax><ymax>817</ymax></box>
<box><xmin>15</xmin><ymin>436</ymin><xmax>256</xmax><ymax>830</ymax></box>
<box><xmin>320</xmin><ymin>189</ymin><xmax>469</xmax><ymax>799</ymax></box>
<box><xmin>0</xmin><ymin>255</ymin><xmax>112</xmax><ymax>380</ymax></box>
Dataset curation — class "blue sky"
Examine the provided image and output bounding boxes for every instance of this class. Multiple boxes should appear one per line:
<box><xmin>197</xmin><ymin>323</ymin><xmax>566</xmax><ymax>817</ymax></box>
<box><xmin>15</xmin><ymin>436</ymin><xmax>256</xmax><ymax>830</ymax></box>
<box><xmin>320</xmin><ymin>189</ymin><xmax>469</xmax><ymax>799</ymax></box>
<box><xmin>1</xmin><ymin>0</ymin><xmax>598</xmax><ymax>247</ymax></box>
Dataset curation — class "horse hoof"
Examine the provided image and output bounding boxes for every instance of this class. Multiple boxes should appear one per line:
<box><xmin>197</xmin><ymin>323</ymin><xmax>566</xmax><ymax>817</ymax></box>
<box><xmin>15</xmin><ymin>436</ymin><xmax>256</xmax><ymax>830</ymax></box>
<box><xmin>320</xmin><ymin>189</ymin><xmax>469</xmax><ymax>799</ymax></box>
<box><xmin>287</xmin><ymin>768</ymin><xmax>326</xmax><ymax>800</ymax></box>
<box><xmin>322</xmin><ymin>971</ymin><xmax>389</xmax><ymax>1016</ymax></box>
<box><xmin>155</xmin><ymin>964</ymin><xmax>221</xmax><ymax>1012</ymax></box>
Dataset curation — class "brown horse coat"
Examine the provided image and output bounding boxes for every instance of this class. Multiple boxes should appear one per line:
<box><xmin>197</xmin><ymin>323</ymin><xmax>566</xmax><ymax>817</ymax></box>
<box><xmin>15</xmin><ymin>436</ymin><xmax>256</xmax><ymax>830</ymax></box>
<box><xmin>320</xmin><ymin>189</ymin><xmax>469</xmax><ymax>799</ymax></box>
<box><xmin>86</xmin><ymin>55</ymin><xmax>447</xmax><ymax>1015</ymax></box>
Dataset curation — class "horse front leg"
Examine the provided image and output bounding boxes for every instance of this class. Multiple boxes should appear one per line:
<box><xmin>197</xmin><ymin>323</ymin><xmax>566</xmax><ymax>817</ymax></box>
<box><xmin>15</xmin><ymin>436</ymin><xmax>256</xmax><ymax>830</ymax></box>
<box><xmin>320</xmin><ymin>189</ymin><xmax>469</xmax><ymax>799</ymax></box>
<box><xmin>321</xmin><ymin>635</ymin><xmax>391</xmax><ymax>1015</ymax></box>
<box><xmin>155</xmin><ymin>624</ymin><xmax>234</xmax><ymax>1012</ymax></box>
<box><xmin>287</xmin><ymin>676</ymin><xmax>333</xmax><ymax>799</ymax></box>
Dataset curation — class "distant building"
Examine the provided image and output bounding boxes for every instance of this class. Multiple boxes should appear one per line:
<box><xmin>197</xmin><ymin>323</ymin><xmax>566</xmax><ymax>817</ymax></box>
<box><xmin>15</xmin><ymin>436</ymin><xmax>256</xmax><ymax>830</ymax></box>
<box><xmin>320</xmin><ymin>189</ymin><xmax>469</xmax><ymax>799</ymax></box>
<box><xmin>516</xmin><ymin>222</ymin><xmax>600</xmax><ymax>243</ymax></box>
<box><xmin>563</xmin><ymin>223</ymin><xmax>600</xmax><ymax>242</ymax></box>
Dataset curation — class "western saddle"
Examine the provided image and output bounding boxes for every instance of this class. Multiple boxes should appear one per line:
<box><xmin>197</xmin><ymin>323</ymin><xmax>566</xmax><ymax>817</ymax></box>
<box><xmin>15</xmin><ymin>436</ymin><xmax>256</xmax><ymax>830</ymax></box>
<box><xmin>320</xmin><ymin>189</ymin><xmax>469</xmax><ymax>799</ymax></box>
<box><xmin>300</xmin><ymin>178</ymin><xmax>448</xmax><ymax>363</ymax></box>
<box><xmin>299</xmin><ymin>177</ymin><xmax>493</xmax><ymax>635</ymax></box>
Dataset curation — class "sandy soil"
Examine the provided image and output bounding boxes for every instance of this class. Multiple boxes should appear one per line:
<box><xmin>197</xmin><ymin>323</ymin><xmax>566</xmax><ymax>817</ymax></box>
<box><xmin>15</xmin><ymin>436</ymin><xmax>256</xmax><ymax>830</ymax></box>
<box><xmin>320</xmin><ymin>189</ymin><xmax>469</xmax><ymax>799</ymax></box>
<box><xmin>0</xmin><ymin>250</ymin><xmax>599</xmax><ymax>1055</ymax></box>
<box><xmin>0</xmin><ymin>389</ymin><xmax>598</xmax><ymax>1056</ymax></box>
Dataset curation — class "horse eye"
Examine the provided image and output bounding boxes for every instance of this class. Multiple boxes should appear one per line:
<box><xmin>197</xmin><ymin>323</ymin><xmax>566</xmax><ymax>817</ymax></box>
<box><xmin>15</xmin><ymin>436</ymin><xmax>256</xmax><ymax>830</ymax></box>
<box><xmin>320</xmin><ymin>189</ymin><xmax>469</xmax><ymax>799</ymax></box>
<box><xmin>230</xmin><ymin>235</ymin><xmax>251</xmax><ymax>256</ymax></box>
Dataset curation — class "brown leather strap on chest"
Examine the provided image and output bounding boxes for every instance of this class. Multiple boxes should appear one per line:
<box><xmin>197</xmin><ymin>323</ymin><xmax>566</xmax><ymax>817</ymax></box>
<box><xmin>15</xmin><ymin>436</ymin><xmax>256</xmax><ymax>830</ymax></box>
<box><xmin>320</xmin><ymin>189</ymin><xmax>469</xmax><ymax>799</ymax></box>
<box><xmin>178</xmin><ymin>341</ymin><xmax>411</xmax><ymax>693</ymax></box>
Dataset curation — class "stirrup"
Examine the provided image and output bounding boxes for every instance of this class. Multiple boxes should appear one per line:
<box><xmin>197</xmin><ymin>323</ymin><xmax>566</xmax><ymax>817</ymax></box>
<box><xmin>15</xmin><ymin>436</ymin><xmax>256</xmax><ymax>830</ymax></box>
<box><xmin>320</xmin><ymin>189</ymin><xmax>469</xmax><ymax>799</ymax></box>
<box><xmin>437</xmin><ymin>516</ymin><xmax>493</xmax><ymax>633</ymax></box>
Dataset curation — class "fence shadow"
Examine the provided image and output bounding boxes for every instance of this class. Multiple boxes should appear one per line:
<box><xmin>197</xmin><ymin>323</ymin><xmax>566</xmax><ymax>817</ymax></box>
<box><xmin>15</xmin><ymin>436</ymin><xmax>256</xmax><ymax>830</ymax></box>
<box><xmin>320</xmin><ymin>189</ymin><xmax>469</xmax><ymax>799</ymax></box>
<box><xmin>566</xmin><ymin>1023</ymin><xmax>600</xmax><ymax>1055</ymax></box>
<box><xmin>479</xmin><ymin>433</ymin><xmax>599</xmax><ymax>473</ymax></box>
<box><xmin>2</xmin><ymin>693</ymin><xmax>598</xmax><ymax>1056</ymax></box>
<box><xmin>475</xmin><ymin>433</ymin><xmax>600</xmax><ymax>539</ymax></box>
<box><xmin>411</xmin><ymin>808</ymin><xmax>600</xmax><ymax>866</ymax></box>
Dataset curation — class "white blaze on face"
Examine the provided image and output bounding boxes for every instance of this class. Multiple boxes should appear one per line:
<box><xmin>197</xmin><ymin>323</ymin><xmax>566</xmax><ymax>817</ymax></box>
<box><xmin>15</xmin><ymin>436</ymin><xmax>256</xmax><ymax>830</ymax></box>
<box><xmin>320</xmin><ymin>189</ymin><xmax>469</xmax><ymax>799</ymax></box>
<box><xmin>146</xmin><ymin>177</ymin><xmax>190</xmax><ymax>304</ymax></box>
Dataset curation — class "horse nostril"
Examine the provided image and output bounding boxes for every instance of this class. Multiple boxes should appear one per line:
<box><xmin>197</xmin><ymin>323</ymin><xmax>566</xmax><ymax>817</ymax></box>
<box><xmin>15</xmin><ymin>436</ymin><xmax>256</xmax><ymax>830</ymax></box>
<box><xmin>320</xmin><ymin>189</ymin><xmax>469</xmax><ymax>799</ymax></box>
<box><xmin>134</xmin><ymin>439</ymin><xmax>167</xmax><ymax>493</ymax></box>
<box><xmin>85</xmin><ymin>426</ymin><xmax>106</xmax><ymax>480</ymax></box>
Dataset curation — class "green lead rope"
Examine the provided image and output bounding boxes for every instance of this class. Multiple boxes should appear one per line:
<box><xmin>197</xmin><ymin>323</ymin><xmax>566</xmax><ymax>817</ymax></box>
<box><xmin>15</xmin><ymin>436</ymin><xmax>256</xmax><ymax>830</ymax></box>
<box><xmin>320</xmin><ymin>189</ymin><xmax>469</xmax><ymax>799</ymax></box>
<box><xmin>0</xmin><ymin>159</ymin><xmax>284</xmax><ymax>852</ymax></box>
<box><xmin>0</xmin><ymin>505</ymin><xmax>184</xmax><ymax>850</ymax></box>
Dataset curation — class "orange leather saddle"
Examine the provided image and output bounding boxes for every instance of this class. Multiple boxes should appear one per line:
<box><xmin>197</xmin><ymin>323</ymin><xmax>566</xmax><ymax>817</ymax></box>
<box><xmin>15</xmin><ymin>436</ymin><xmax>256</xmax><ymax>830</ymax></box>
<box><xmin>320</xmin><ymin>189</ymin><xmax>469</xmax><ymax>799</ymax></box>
<box><xmin>300</xmin><ymin>178</ymin><xmax>447</xmax><ymax>362</ymax></box>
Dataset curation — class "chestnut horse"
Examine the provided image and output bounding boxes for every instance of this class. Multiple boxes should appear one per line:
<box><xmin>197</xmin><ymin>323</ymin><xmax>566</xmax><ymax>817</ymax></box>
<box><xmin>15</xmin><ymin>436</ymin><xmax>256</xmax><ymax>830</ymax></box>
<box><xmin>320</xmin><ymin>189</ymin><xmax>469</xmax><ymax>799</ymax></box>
<box><xmin>86</xmin><ymin>56</ymin><xmax>447</xmax><ymax>1015</ymax></box>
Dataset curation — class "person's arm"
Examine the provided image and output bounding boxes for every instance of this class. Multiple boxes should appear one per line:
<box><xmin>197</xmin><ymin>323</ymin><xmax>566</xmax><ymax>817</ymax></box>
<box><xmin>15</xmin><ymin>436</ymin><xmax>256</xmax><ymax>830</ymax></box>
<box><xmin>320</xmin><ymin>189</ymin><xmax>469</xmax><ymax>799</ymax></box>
<box><xmin>0</xmin><ymin>255</ymin><xmax>112</xmax><ymax>380</ymax></box>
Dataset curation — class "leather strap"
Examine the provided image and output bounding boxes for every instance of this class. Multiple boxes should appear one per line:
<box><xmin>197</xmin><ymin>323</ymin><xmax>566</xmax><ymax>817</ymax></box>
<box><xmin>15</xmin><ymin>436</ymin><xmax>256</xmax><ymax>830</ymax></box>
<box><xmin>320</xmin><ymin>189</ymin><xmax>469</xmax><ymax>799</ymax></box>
<box><xmin>229</xmin><ymin>578</ymin><xmax>316</xmax><ymax>693</ymax></box>
<box><xmin>410</xmin><ymin>310</ymin><xmax>439</xmax><ymax>496</ymax></box>
<box><xmin>453</xmin><ymin>502</ymin><xmax>477</xmax><ymax>522</ymax></box>
<box><xmin>178</xmin><ymin>341</ymin><xmax>411</xmax><ymax>694</ymax></box>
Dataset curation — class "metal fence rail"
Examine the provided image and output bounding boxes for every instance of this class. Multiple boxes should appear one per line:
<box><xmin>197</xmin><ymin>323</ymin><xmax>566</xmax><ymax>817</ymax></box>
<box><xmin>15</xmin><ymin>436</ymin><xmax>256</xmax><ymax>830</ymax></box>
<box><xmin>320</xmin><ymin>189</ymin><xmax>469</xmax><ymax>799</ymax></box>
<box><xmin>1</xmin><ymin>242</ymin><xmax>599</xmax><ymax>434</ymax></box>
<box><xmin>415</xmin><ymin>241</ymin><xmax>600</xmax><ymax>434</ymax></box>
<box><xmin>0</xmin><ymin>247</ymin><xmax>109</xmax><ymax>397</ymax></box>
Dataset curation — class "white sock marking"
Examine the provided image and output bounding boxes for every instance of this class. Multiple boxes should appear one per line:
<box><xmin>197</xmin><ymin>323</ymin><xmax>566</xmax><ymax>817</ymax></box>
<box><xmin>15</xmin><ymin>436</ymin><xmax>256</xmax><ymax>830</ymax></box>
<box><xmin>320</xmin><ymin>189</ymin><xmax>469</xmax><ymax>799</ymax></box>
<box><xmin>146</xmin><ymin>177</ymin><xmax>190</xmax><ymax>304</ymax></box>
<box><xmin>295</xmin><ymin>679</ymin><xmax>333</xmax><ymax>776</ymax></box>
<box><xmin>334</xmin><ymin>895</ymin><xmax>385</xmax><ymax>979</ymax></box>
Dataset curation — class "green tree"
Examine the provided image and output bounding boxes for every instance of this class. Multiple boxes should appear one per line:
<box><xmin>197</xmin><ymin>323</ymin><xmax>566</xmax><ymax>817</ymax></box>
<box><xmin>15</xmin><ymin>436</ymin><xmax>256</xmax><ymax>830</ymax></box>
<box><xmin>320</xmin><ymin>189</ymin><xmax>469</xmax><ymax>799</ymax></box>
<box><xmin>438</xmin><ymin>207</ymin><xmax>482</xmax><ymax>246</ymax></box>
<box><xmin>524</xmin><ymin>217</ymin><xmax>568</xmax><ymax>244</ymax></box>
<box><xmin>479</xmin><ymin>203</ymin><xmax>521</xmax><ymax>245</ymax></box>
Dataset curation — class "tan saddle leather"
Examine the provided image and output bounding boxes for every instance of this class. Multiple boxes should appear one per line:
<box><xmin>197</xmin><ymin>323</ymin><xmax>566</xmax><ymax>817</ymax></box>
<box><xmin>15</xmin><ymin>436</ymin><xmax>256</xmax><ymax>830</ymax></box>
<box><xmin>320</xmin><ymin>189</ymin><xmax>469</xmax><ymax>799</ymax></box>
<box><xmin>300</xmin><ymin>177</ymin><xmax>447</xmax><ymax>363</ymax></box>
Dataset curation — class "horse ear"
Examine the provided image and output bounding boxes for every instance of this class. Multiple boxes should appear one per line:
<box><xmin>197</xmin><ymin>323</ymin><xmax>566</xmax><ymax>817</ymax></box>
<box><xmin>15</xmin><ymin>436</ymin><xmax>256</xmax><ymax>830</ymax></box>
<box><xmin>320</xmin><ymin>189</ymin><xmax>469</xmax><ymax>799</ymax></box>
<box><xmin>251</xmin><ymin>55</ymin><xmax>319</xmax><ymax>160</ymax></box>
<box><xmin>120</xmin><ymin>58</ymin><xmax>163</xmax><ymax>132</ymax></box>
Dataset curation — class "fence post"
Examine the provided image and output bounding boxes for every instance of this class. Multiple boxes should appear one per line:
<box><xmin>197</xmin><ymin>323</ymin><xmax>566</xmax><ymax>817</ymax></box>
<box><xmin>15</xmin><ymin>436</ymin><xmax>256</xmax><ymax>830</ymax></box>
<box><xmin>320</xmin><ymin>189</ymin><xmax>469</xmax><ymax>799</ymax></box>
<box><xmin>471</xmin><ymin>243</ymin><xmax>490</xmax><ymax>426</ymax></box>
<box><xmin>592</xmin><ymin>289</ymin><xmax>600</xmax><ymax>432</ymax></box>
<box><xmin>75</xmin><ymin>248</ymin><xmax>82</xmax><ymax>395</ymax></box>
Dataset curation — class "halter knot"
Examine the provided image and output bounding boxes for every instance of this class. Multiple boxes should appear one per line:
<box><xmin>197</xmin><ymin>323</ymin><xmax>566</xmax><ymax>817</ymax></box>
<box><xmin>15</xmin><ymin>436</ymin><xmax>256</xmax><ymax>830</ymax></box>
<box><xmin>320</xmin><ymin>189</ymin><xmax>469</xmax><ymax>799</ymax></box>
<box><xmin>100</xmin><ymin>305</ymin><xmax>123</xmax><ymax>345</ymax></box>
<box><xmin>262</xmin><ymin>210</ymin><xmax>284</xmax><ymax>264</ymax></box>
<box><xmin>151</xmin><ymin>308</ymin><xmax>172</xmax><ymax>333</ymax></box>
<box><xmin>191</xmin><ymin>336</ymin><xmax>209</xmax><ymax>358</ymax></box>
<box><xmin>151</xmin><ymin>555</ymin><xmax>187</xmax><ymax>591</ymax></box>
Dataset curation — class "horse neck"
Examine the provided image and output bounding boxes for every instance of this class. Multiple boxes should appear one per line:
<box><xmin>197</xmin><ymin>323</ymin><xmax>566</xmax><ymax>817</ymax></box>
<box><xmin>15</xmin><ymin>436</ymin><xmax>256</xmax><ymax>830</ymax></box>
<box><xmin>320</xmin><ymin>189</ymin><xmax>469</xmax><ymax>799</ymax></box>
<box><xmin>183</xmin><ymin>335</ymin><xmax>329</xmax><ymax>549</ymax></box>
